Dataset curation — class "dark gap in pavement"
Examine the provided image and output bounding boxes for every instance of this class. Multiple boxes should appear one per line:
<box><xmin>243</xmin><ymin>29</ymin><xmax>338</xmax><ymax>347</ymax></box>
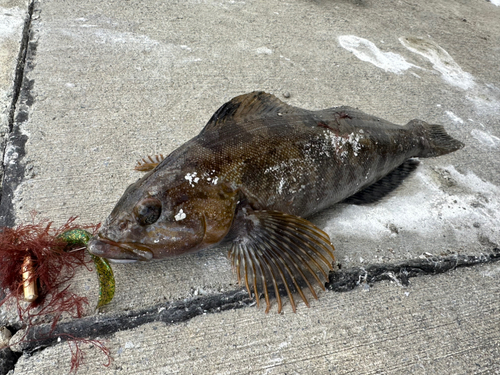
<box><xmin>0</xmin><ymin>0</ymin><xmax>36</xmax><ymax>228</ymax></box>
<box><xmin>6</xmin><ymin>1</ymin><xmax>35</xmax><ymax>134</ymax></box>
<box><xmin>328</xmin><ymin>248</ymin><xmax>500</xmax><ymax>291</ymax></box>
<box><xmin>0</xmin><ymin>347</ymin><xmax>21</xmax><ymax>375</ymax></box>
<box><xmin>14</xmin><ymin>247</ymin><xmax>500</xmax><ymax>355</ymax></box>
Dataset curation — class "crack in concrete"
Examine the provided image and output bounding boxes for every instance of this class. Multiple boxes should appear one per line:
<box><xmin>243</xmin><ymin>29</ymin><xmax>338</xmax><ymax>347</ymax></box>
<box><xmin>12</xmin><ymin>247</ymin><xmax>500</xmax><ymax>355</ymax></box>
<box><xmin>17</xmin><ymin>289</ymin><xmax>254</xmax><ymax>353</ymax></box>
<box><xmin>0</xmin><ymin>0</ymin><xmax>36</xmax><ymax>227</ymax></box>
<box><xmin>5</xmin><ymin>1</ymin><xmax>35</xmax><ymax>135</ymax></box>
<box><xmin>328</xmin><ymin>249</ymin><xmax>500</xmax><ymax>291</ymax></box>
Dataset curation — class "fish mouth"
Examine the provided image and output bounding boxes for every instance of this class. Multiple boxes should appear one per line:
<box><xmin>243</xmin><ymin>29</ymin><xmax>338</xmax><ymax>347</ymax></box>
<box><xmin>87</xmin><ymin>235</ymin><xmax>154</xmax><ymax>262</ymax></box>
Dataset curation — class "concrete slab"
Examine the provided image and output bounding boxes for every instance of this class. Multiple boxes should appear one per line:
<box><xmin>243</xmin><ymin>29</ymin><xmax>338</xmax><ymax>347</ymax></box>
<box><xmin>11</xmin><ymin>264</ymin><xmax>500</xmax><ymax>374</ymax></box>
<box><xmin>1</xmin><ymin>0</ymin><xmax>500</xmax><ymax>373</ymax></box>
<box><xmin>0</xmin><ymin>0</ymin><xmax>30</xmax><ymax>188</ymax></box>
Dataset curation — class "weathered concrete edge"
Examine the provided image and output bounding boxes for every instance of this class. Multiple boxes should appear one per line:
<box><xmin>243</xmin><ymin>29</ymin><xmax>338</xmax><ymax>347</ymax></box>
<box><xmin>0</xmin><ymin>0</ymin><xmax>36</xmax><ymax>228</ymax></box>
<box><xmin>13</xmin><ymin>247</ymin><xmax>500</xmax><ymax>354</ymax></box>
<box><xmin>0</xmin><ymin>3</ymin><xmax>36</xmax><ymax>374</ymax></box>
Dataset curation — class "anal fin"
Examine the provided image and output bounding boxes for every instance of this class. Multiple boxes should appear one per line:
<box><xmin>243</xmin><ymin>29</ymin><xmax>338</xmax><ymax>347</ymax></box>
<box><xmin>343</xmin><ymin>159</ymin><xmax>420</xmax><ymax>205</ymax></box>
<box><xmin>134</xmin><ymin>154</ymin><xmax>165</xmax><ymax>172</ymax></box>
<box><xmin>228</xmin><ymin>210</ymin><xmax>335</xmax><ymax>313</ymax></box>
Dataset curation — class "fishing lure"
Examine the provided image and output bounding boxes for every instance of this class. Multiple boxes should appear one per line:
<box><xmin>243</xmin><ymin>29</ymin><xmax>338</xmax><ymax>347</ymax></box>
<box><xmin>0</xmin><ymin>217</ymin><xmax>114</xmax><ymax>316</ymax></box>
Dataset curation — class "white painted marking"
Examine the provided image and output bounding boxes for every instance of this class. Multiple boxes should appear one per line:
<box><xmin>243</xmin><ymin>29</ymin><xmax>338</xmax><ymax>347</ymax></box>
<box><xmin>470</xmin><ymin>129</ymin><xmax>500</xmax><ymax>148</ymax></box>
<box><xmin>338</xmin><ymin>35</ymin><xmax>418</xmax><ymax>74</ymax></box>
<box><xmin>400</xmin><ymin>37</ymin><xmax>474</xmax><ymax>90</ymax></box>
<box><xmin>0</xmin><ymin>7</ymin><xmax>25</xmax><ymax>39</ymax></box>
<box><xmin>466</xmin><ymin>92</ymin><xmax>500</xmax><ymax>114</ymax></box>
<box><xmin>124</xmin><ymin>341</ymin><xmax>135</xmax><ymax>349</ymax></box>
<box><xmin>324</xmin><ymin>167</ymin><xmax>500</xmax><ymax>247</ymax></box>
<box><xmin>92</xmin><ymin>28</ymin><xmax>160</xmax><ymax>46</ymax></box>
<box><xmin>445</xmin><ymin>111</ymin><xmax>464</xmax><ymax>124</ymax></box>
<box><xmin>256</xmin><ymin>46</ymin><xmax>272</xmax><ymax>55</ymax></box>
<box><xmin>278</xmin><ymin>342</ymin><xmax>289</xmax><ymax>349</ymax></box>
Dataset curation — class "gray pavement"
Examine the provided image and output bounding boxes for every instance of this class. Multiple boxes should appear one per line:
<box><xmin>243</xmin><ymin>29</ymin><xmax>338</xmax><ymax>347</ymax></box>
<box><xmin>1</xmin><ymin>0</ymin><xmax>500</xmax><ymax>374</ymax></box>
<box><xmin>0</xmin><ymin>0</ymin><xmax>29</xmax><ymax>195</ymax></box>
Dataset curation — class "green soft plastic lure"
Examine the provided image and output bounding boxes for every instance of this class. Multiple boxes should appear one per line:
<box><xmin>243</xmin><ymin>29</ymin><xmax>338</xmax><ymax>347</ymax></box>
<box><xmin>59</xmin><ymin>228</ymin><xmax>115</xmax><ymax>308</ymax></box>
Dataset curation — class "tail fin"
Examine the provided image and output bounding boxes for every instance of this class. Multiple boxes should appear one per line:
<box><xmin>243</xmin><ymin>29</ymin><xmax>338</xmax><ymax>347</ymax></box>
<box><xmin>407</xmin><ymin>119</ymin><xmax>464</xmax><ymax>157</ymax></box>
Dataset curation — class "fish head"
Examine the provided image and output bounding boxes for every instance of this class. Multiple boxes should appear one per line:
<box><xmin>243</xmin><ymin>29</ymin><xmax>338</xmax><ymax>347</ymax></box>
<box><xmin>88</xmin><ymin>169</ymin><xmax>238</xmax><ymax>262</ymax></box>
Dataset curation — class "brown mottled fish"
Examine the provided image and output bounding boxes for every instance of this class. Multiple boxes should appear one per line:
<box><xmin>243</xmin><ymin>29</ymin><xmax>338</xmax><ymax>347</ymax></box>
<box><xmin>88</xmin><ymin>92</ymin><xmax>463</xmax><ymax>312</ymax></box>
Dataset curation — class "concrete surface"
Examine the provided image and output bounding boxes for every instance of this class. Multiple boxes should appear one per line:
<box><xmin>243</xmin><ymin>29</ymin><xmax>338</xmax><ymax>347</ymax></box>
<box><xmin>1</xmin><ymin>0</ymin><xmax>500</xmax><ymax>374</ymax></box>
<box><xmin>10</xmin><ymin>264</ymin><xmax>500</xmax><ymax>374</ymax></box>
<box><xmin>0</xmin><ymin>0</ymin><xmax>29</xmax><ymax>192</ymax></box>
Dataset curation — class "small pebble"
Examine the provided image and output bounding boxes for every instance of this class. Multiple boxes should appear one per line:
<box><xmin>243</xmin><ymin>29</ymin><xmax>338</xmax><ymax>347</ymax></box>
<box><xmin>282</xmin><ymin>92</ymin><xmax>290</xmax><ymax>98</ymax></box>
<box><xmin>0</xmin><ymin>326</ymin><xmax>12</xmax><ymax>349</ymax></box>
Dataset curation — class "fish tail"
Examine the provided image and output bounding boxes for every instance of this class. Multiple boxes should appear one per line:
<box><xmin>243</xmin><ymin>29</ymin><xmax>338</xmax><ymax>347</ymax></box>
<box><xmin>407</xmin><ymin>119</ymin><xmax>464</xmax><ymax>157</ymax></box>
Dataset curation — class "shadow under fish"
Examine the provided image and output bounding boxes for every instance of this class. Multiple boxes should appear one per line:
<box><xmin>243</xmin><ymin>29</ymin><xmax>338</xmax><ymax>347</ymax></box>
<box><xmin>88</xmin><ymin>92</ymin><xmax>464</xmax><ymax>313</ymax></box>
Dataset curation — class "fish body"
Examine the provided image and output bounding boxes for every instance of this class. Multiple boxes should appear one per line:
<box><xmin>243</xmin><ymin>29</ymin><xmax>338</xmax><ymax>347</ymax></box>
<box><xmin>88</xmin><ymin>92</ymin><xmax>463</xmax><ymax>312</ymax></box>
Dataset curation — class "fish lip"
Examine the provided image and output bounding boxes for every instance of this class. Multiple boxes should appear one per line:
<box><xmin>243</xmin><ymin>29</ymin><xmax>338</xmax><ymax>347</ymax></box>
<box><xmin>87</xmin><ymin>235</ymin><xmax>154</xmax><ymax>261</ymax></box>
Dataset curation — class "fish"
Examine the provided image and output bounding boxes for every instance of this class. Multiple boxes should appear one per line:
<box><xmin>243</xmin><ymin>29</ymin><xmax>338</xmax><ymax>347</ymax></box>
<box><xmin>87</xmin><ymin>91</ymin><xmax>464</xmax><ymax>313</ymax></box>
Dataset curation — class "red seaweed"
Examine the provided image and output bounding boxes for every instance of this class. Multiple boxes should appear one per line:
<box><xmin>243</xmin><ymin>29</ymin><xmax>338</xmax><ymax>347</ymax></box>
<box><xmin>0</xmin><ymin>214</ymin><xmax>111</xmax><ymax>372</ymax></box>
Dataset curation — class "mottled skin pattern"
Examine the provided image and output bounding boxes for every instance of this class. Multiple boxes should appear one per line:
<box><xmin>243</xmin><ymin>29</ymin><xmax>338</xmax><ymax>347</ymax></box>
<box><xmin>89</xmin><ymin>91</ymin><xmax>463</xmax><ymax>259</ymax></box>
<box><xmin>87</xmin><ymin>92</ymin><xmax>463</xmax><ymax>311</ymax></box>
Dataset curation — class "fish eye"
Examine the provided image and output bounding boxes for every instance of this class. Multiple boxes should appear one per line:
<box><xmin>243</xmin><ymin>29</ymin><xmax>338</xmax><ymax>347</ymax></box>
<box><xmin>133</xmin><ymin>197</ymin><xmax>162</xmax><ymax>226</ymax></box>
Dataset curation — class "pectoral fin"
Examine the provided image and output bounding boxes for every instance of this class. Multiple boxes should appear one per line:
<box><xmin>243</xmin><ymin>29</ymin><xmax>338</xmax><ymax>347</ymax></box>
<box><xmin>228</xmin><ymin>210</ymin><xmax>335</xmax><ymax>313</ymax></box>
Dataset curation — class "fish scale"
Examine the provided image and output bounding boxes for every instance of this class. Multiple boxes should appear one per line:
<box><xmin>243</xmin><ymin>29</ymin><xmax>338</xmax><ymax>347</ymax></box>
<box><xmin>88</xmin><ymin>91</ymin><xmax>464</xmax><ymax>313</ymax></box>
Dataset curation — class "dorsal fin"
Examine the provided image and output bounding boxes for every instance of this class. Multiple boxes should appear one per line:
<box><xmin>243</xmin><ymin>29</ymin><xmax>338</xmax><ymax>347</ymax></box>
<box><xmin>134</xmin><ymin>154</ymin><xmax>165</xmax><ymax>172</ymax></box>
<box><xmin>201</xmin><ymin>91</ymin><xmax>301</xmax><ymax>133</ymax></box>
